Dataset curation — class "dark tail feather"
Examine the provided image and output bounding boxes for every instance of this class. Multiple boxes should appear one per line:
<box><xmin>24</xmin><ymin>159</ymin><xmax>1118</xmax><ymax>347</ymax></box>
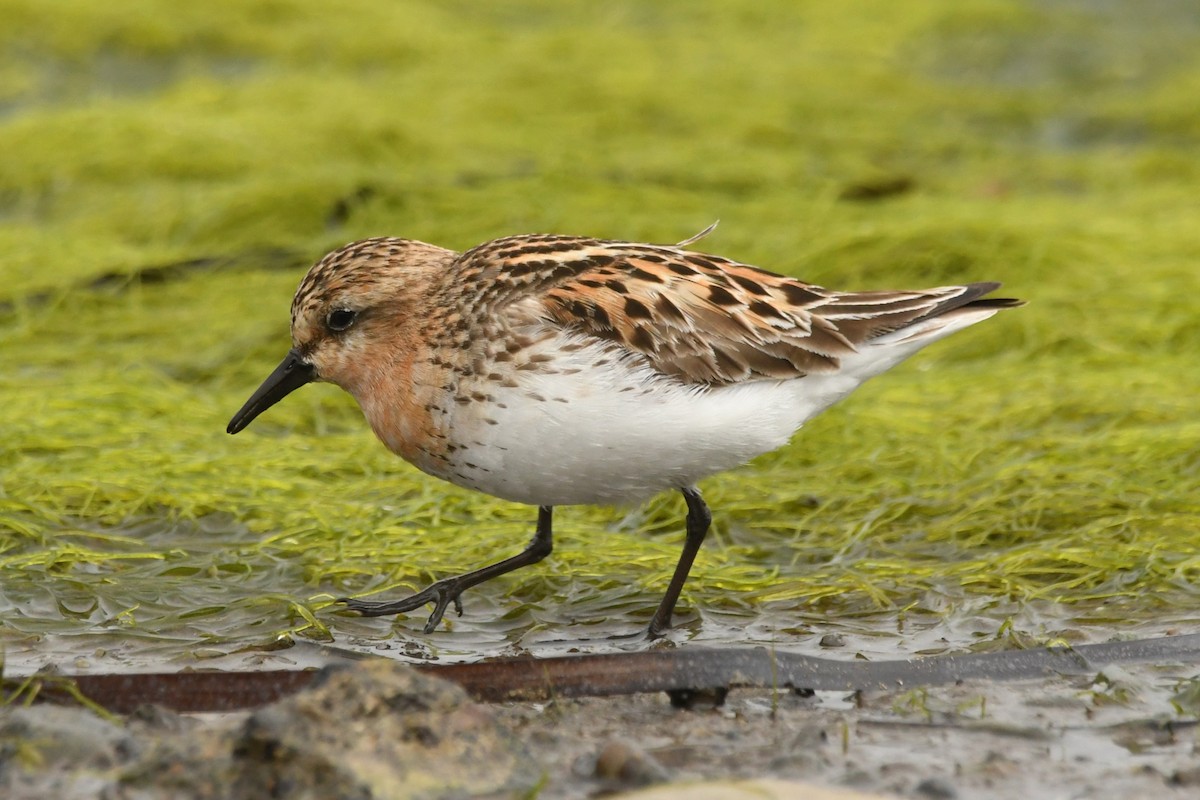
<box><xmin>918</xmin><ymin>282</ymin><xmax>1024</xmax><ymax>323</ymax></box>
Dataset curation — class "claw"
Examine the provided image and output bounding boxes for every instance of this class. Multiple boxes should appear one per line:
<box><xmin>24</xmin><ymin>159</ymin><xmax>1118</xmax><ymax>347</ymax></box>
<box><xmin>342</xmin><ymin>578</ymin><xmax>467</xmax><ymax>631</ymax></box>
<box><xmin>419</xmin><ymin>581</ymin><xmax>466</xmax><ymax>632</ymax></box>
<box><xmin>331</xmin><ymin>506</ymin><xmax>553</xmax><ymax>634</ymax></box>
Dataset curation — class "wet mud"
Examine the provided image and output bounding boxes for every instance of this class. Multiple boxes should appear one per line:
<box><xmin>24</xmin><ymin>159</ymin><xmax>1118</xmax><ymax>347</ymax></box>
<box><xmin>4</xmin><ymin>643</ymin><xmax>1199</xmax><ymax>799</ymax></box>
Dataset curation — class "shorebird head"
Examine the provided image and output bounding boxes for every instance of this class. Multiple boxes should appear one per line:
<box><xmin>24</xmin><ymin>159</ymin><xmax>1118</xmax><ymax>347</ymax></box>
<box><xmin>227</xmin><ymin>237</ymin><xmax>456</xmax><ymax>435</ymax></box>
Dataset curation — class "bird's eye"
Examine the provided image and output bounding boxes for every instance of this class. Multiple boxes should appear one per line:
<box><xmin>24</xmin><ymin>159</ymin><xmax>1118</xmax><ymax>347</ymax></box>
<box><xmin>326</xmin><ymin>308</ymin><xmax>357</xmax><ymax>332</ymax></box>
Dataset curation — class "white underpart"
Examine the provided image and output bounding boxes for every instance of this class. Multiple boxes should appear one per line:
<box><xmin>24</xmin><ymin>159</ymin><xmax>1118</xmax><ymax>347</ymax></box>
<box><xmin>448</xmin><ymin>307</ymin><xmax>1001</xmax><ymax>507</ymax></box>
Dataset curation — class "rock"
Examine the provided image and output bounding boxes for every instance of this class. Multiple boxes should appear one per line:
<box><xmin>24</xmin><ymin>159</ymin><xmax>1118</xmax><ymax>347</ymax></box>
<box><xmin>3</xmin><ymin>661</ymin><xmax>537</xmax><ymax>800</ymax></box>
<box><xmin>228</xmin><ymin>659</ymin><xmax>538</xmax><ymax>800</ymax></box>
<box><xmin>0</xmin><ymin>705</ymin><xmax>137</xmax><ymax>800</ymax></box>
<box><xmin>591</xmin><ymin>738</ymin><xmax>671</xmax><ymax>789</ymax></box>
<box><xmin>610</xmin><ymin>778</ymin><xmax>893</xmax><ymax>799</ymax></box>
<box><xmin>0</xmin><ymin>705</ymin><xmax>131</xmax><ymax>769</ymax></box>
<box><xmin>913</xmin><ymin>775</ymin><xmax>958</xmax><ymax>798</ymax></box>
<box><xmin>665</xmin><ymin>687</ymin><xmax>728</xmax><ymax>710</ymax></box>
<box><xmin>1169</xmin><ymin>765</ymin><xmax>1200</xmax><ymax>787</ymax></box>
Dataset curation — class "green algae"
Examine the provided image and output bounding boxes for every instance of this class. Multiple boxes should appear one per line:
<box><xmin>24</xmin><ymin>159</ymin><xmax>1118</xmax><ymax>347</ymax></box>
<box><xmin>1</xmin><ymin>0</ymin><xmax>1198</xmax><ymax>667</ymax></box>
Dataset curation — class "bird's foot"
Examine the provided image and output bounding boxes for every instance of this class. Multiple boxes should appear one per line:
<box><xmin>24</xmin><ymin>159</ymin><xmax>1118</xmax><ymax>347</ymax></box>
<box><xmin>646</xmin><ymin>604</ymin><xmax>676</xmax><ymax>640</ymax></box>
<box><xmin>339</xmin><ymin>578</ymin><xmax>466</xmax><ymax>633</ymax></box>
<box><xmin>646</xmin><ymin>620</ymin><xmax>670</xmax><ymax>640</ymax></box>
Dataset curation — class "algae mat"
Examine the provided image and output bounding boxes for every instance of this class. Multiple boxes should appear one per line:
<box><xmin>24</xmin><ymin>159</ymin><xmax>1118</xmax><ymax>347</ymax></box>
<box><xmin>1</xmin><ymin>1</ymin><xmax>1198</xmax><ymax>672</ymax></box>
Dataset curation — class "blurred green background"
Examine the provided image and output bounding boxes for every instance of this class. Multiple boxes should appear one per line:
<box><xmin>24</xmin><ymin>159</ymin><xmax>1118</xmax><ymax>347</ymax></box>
<box><xmin>1</xmin><ymin>0</ymin><xmax>1197</xmax><ymax>669</ymax></box>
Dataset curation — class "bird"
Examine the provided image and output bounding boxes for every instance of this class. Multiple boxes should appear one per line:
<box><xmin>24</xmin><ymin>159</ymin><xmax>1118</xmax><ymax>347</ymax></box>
<box><xmin>227</xmin><ymin>225</ymin><xmax>1022</xmax><ymax>637</ymax></box>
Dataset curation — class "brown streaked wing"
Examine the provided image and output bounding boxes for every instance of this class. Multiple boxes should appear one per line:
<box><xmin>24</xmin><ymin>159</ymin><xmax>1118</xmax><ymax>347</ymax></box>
<box><xmin>447</xmin><ymin>235</ymin><xmax>1000</xmax><ymax>385</ymax></box>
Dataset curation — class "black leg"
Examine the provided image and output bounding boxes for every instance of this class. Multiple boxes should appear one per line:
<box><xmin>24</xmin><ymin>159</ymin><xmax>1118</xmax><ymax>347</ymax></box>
<box><xmin>340</xmin><ymin>506</ymin><xmax>554</xmax><ymax>633</ymax></box>
<box><xmin>647</xmin><ymin>487</ymin><xmax>711</xmax><ymax>638</ymax></box>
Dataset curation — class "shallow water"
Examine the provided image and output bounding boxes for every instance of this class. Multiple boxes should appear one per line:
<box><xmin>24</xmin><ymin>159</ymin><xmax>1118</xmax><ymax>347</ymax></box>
<box><xmin>5</xmin><ymin>515</ymin><xmax>1195</xmax><ymax>677</ymax></box>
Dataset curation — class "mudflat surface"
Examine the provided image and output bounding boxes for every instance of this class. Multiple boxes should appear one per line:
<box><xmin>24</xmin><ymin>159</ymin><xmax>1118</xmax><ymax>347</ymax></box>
<box><xmin>4</xmin><ymin>654</ymin><xmax>1199</xmax><ymax>799</ymax></box>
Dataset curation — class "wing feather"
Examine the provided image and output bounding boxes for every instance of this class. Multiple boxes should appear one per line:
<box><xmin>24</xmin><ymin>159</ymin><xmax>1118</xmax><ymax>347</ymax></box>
<box><xmin>445</xmin><ymin>235</ymin><xmax>1017</xmax><ymax>386</ymax></box>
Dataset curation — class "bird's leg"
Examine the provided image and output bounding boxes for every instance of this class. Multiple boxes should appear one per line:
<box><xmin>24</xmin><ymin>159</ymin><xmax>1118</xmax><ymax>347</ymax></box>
<box><xmin>647</xmin><ymin>487</ymin><xmax>711</xmax><ymax>638</ymax></box>
<box><xmin>341</xmin><ymin>506</ymin><xmax>554</xmax><ymax>633</ymax></box>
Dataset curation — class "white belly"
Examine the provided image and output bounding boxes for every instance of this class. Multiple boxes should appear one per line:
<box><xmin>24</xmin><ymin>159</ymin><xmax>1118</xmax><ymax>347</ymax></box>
<box><xmin>438</xmin><ymin>337</ymin><xmax>863</xmax><ymax>506</ymax></box>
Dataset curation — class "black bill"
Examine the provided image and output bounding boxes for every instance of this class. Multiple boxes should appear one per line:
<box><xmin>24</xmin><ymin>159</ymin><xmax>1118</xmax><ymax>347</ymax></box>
<box><xmin>226</xmin><ymin>349</ymin><xmax>315</xmax><ymax>434</ymax></box>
